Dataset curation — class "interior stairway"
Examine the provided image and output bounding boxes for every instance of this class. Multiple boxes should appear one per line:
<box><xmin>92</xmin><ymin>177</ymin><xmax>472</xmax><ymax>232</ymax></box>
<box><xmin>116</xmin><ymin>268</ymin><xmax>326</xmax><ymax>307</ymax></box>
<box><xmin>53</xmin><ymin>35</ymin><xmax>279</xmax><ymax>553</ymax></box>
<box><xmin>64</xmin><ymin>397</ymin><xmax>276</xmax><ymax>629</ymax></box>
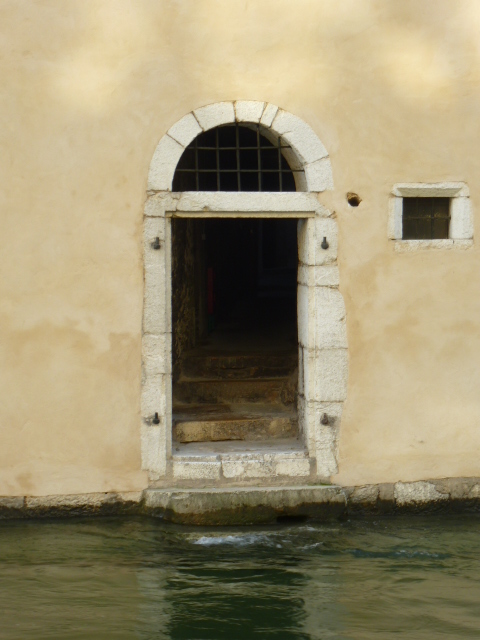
<box><xmin>172</xmin><ymin>349</ymin><xmax>299</xmax><ymax>443</ymax></box>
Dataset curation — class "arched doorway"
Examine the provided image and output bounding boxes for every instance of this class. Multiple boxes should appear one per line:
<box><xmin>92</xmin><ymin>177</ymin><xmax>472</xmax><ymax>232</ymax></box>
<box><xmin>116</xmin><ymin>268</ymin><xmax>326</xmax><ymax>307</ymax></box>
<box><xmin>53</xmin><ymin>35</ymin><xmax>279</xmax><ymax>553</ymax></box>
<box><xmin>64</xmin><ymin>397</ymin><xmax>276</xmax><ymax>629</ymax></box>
<box><xmin>142</xmin><ymin>101</ymin><xmax>346</xmax><ymax>485</ymax></box>
<box><xmin>171</xmin><ymin>122</ymin><xmax>300</xmax><ymax>449</ymax></box>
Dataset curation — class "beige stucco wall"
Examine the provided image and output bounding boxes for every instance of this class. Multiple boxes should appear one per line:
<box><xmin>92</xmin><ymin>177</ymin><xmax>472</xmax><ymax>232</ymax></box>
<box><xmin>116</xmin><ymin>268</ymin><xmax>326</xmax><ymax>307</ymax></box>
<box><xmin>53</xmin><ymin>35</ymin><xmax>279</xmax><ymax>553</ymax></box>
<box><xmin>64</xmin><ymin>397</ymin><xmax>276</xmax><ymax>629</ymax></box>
<box><xmin>2</xmin><ymin>0</ymin><xmax>480</xmax><ymax>495</ymax></box>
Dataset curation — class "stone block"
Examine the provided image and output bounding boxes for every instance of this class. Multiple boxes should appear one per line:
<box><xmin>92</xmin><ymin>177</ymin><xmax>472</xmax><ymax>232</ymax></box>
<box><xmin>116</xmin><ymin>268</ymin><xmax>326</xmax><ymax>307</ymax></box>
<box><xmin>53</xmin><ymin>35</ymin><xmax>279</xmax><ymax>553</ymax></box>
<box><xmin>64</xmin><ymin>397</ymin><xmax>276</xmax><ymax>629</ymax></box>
<box><xmin>392</xmin><ymin>182</ymin><xmax>468</xmax><ymax>198</ymax></box>
<box><xmin>314</xmin><ymin>401</ymin><xmax>343</xmax><ymax>429</ymax></box>
<box><xmin>173</xmin><ymin>460</ymin><xmax>221</xmax><ymax>480</ymax></box>
<box><xmin>349</xmin><ymin>484</ymin><xmax>379</xmax><ymax>506</ymax></box>
<box><xmin>387</xmin><ymin>196</ymin><xmax>402</xmax><ymax>240</ymax></box>
<box><xmin>143</xmin><ymin>489</ymin><xmax>171</xmax><ymax>510</ymax></box>
<box><xmin>147</xmin><ymin>135</ymin><xmax>184</xmax><ymax>191</ymax></box>
<box><xmin>143</xmin><ymin>259</ymin><xmax>167</xmax><ymax>335</ymax></box>
<box><xmin>260</xmin><ymin>103</ymin><xmax>279</xmax><ymax>127</ymax></box>
<box><xmin>145</xmin><ymin>196</ymin><xmax>165</xmax><ymax>219</ymax></box>
<box><xmin>142</xmin><ymin>333</ymin><xmax>169</xmax><ymax>375</ymax></box>
<box><xmin>315</xmin><ymin>265</ymin><xmax>340</xmax><ymax>287</ymax></box>
<box><xmin>144</xmin><ymin>212</ymin><xmax>166</xmax><ymax>241</ymax></box>
<box><xmin>314</xmin><ymin>403</ymin><xmax>342</xmax><ymax>477</ymax></box>
<box><xmin>394</xmin><ymin>239</ymin><xmax>456</xmax><ymax>252</ymax></box>
<box><xmin>315</xmin><ymin>217</ymin><xmax>338</xmax><ymax>265</ymax></box>
<box><xmin>167</xmin><ymin>112</ymin><xmax>202</xmax><ymax>147</ymax></box>
<box><xmin>297</xmin><ymin>395</ymin><xmax>316</xmax><ymax>454</ymax></box>
<box><xmin>141</xmin><ymin>373</ymin><xmax>166</xmax><ymax>418</ymax></box>
<box><xmin>434</xmin><ymin>477</ymin><xmax>471</xmax><ymax>500</ymax></box>
<box><xmin>453</xmin><ymin>239</ymin><xmax>474</xmax><ymax>249</ymax></box>
<box><xmin>394</xmin><ymin>481</ymin><xmax>449</xmax><ymax>506</ymax></box>
<box><xmin>300</xmin><ymin>349</ymin><xmax>317</xmax><ymax>403</ymax></box>
<box><xmin>175</xmin><ymin>190</ymin><xmax>318</xmax><ymax>213</ymax></box>
<box><xmin>271</xmin><ymin>110</ymin><xmax>328</xmax><ymax>164</ymax></box>
<box><xmin>221</xmin><ymin>455</ymin><xmax>310</xmax><ymax>480</ymax></box>
<box><xmin>194</xmin><ymin>102</ymin><xmax>235</xmax><ymax>131</ymax></box>
<box><xmin>143</xmin><ymin>217</ymin><xmax>168</xmax><ymax>335</ymax></box>
<box><xmin>469</xmin><ymin>484</ymin><xmax>480</xmax><ymax>498</ymax></box>
<box><xmin>315</xmin><ymin>287</ymin><xmax>347</xmax><ymax>349</ymax></box>
<box><xmin>25</xmin><ymin>492</ymin><xmax>142</xmax><ymax>510</ymax></box>
<box><xmin>297</xmin><ymin>217</ymin><xmax>316</xmax><ymax>266</ymax></box>
<box><xmin>141</xmin><ymin>423</ymin><xmax>167</xmax><ymax>474</ymax></box>
<box><xmin>304</xmin><ymin>157</ymin><xmax>334</xmax><ymax>192</ymax></box>
<box><xmin>222</xmin><ymin>458</ymin><xmax>274</xmax><ymax>479</ymax></box>
<box><xmin>297</xmin><ymin>283</ymin><xmax>315</xmax><ymax>349</ymax></box>
<box><xmin>315</xmin><ymin>349</ymin><xmax>348</xmax><ymax>401</ymax></box>
<box><xmin>450</xmin><ymin>196</ymin><xmax>473</xmax><ymax>239</ymax></box>
<box><xmin>0</xmin><ymin>497</ymin><xmax>24</xmax><ymax>510</ymax></box>
<box><xmin>378</xmin><ymin>483</ymin><xmax>395</xmax><ymax>502</ymax></box>
<box><xmin>275</xmin><ymin>458</ymin><xmax>311</xmax><ymax>477</ymax></box>
<box><xmin>234</xmin><ymin>100</ymin><xmax>265</xmax><ymax>123</ymax></box>
<box><xmin>25</xmin><ymin>494</ymin><xmax>102</xmax><ymax>509</ymax></box>
<box><xmin>297</xmin><ymin>264</ymin><xmax>314</xmax><ymax>287</ymax></box>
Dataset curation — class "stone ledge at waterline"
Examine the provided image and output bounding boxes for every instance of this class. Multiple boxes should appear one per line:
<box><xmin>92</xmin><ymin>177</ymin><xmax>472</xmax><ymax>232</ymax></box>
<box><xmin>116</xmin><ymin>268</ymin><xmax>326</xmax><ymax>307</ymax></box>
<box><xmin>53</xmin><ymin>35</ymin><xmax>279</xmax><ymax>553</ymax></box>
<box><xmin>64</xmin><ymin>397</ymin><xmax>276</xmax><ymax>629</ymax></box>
<box><xmin>1</xmin><ymin>478</ymin><xmax>480</xmax><ymax>524</ymax></box>
<box><xmin>144</xmin><ymin>486</ymin><xmax>345</xmax><ymax>525</ymax></box>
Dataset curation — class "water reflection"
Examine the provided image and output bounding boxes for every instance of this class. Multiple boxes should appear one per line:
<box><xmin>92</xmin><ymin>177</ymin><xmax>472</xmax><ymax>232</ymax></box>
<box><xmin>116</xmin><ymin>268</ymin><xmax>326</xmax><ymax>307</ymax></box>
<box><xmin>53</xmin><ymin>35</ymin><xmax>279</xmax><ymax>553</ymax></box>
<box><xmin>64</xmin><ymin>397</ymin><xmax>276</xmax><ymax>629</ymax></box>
<box><xmin>0</xmin><ymin>517</ymin><xmax>479</xmax><ymax>638</ymax></box>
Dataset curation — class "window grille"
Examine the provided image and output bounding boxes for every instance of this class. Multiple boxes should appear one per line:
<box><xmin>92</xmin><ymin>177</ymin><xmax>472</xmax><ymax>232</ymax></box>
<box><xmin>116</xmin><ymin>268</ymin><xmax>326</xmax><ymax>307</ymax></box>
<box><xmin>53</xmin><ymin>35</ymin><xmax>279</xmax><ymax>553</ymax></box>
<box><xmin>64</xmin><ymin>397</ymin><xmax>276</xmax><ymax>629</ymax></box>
<box><xmin>402</xmin><ymin>197</ymin><xmax>450</xmax><ymax>239</ymax></box>
<box><xmin>172</xmin><ymin>124</ymin><xmax>301</xmax><ymax>192</ymax></box>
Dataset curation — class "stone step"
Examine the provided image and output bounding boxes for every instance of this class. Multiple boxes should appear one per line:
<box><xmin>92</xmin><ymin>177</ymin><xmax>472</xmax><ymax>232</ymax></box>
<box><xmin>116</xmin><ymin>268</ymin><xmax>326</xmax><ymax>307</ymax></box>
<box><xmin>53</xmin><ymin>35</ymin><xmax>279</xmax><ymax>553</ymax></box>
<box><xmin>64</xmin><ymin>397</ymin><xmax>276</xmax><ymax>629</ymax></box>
<box><xmin>144</xmin><ymin>485</ymin><xmax>346</xmax><ymax>525</ymax></box>
<box><xmin>182</xmin><ymin>352</ymin><xmax>298</xmax><ymax>380</ymax></box>
<box><xmin>173</xmin><ymin>405</ymin><xmax>297</xmax><ymax>442</ymax></box>
<box><xmin>173</xmin><ymin>376</ymin><xmax>295</xmax><ymax>405</ymax></box>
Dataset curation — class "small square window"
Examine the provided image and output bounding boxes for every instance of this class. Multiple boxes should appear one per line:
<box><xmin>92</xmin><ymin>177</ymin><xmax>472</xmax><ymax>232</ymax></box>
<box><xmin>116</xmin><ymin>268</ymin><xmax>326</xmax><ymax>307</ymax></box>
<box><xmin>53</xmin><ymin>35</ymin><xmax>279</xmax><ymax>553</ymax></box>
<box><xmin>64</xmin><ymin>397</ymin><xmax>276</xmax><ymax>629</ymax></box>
<box><xmin>402</xmin><ymin>197</ymin><xmax>450</xmax><ymax>240</ymax></box>
<box><xmin>388</xmin><ymin>183</ymin><xmax>473</xmax><ymax>249</ymax></box>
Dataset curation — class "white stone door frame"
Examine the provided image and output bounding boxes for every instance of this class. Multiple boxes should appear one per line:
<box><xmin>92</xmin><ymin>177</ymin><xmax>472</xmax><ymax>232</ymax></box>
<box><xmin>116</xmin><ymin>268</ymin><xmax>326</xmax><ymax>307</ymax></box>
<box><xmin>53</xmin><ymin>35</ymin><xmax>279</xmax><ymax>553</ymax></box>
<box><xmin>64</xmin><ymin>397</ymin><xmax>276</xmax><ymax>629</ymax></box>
<box><xmin>141</xmin><ymin>102</ymin><xmax>347</xmax><ymax>483</ymax></box>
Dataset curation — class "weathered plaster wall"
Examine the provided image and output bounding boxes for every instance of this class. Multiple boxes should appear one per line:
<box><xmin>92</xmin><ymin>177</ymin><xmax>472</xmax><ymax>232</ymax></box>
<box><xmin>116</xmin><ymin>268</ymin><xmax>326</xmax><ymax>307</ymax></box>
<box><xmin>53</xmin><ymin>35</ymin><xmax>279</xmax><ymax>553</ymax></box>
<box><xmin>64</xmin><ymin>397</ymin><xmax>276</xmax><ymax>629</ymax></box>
<box><xmin>2</xmin><ymin>0</ymin><xmax>480</xmax><ymax>494</ymax></box>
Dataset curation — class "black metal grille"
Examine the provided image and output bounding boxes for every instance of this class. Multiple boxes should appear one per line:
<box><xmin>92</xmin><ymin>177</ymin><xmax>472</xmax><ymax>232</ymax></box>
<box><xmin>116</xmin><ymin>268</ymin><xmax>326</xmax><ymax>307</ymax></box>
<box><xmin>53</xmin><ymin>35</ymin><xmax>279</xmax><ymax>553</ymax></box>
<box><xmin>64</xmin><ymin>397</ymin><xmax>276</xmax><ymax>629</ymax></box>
<box><xmin>402</xmin><ymin>197</ymin><xmax>450</xmax><ymax>239</ymax></box>
<box><xmin>172</xmin><ymin>124</ymin><xmax>301</xmax><ymax>192</ymax></box>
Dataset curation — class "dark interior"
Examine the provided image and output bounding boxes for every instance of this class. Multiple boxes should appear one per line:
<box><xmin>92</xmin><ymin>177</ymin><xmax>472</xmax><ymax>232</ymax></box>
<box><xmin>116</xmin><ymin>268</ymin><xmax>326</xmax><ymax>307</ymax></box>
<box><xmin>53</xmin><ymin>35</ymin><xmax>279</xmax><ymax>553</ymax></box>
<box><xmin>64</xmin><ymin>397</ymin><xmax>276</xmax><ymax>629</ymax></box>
<box><xmin>171</xmin><ymin>217</ymin><xmax>299</xmax><ymax>446</ymax></box>
<box><xmin>171</xmin><ymin>217</ymin><xmax>298</xmax><ymax>375</ymax></box>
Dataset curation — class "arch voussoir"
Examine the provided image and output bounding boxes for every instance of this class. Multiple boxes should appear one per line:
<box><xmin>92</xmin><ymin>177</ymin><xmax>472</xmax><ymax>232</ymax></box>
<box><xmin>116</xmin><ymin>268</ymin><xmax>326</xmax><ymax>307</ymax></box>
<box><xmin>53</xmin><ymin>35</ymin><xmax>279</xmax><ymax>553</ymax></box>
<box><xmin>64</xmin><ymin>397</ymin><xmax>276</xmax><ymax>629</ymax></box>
<box><xmin>167</xmin><ymin>112</ymin><xmax>202</xmax><ymax>148</ymax></box>
<box><xmin>193</xmin><ymin>101</ymin><xmax>235</xmax><ymax>132</ymax></box>
<box><xmin>234</xmin><ymin>100</ymin><xmax>265</xmax><ymax>123</ymax></box>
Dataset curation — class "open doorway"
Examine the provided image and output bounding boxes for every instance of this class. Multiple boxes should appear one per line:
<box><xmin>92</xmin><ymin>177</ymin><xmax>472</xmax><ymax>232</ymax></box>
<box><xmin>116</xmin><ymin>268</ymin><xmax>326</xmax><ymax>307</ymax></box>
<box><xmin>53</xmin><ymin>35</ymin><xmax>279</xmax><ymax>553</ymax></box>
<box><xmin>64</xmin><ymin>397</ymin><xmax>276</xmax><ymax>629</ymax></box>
<box><xmin>171</xmin><ymin>217</ymin><xmax>299</xmax><ymax>448</ymax></box>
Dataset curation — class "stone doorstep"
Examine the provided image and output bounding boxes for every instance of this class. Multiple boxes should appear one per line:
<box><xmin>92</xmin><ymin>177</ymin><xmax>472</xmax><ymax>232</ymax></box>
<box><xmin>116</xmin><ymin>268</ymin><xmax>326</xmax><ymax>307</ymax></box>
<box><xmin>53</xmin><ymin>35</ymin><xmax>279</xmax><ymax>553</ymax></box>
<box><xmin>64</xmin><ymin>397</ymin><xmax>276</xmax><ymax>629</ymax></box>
<box><xmin>144</xmin><ymin>485</ymin><xmax>345</xmax><ymax>525</ymax></box>
<box><xmin>172</xmin><ymin>437</ymin><xmax>306</xmax><ymax>456</ymax></box>
<box><xmin>170</xmin><ymin>446</ymin><xmax>314</xmax><ymax>483</ymax></box>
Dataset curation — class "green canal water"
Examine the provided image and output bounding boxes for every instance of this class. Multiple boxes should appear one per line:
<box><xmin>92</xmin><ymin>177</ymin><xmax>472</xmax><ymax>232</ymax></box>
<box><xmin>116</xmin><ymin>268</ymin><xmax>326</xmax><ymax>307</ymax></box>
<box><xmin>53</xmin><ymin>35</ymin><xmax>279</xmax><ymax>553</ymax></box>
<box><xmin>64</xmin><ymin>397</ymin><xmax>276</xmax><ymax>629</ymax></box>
<box><xmin>1</xmin><ymin>516</ymin><xmax>479</xmax><ymax>639</ymax></box>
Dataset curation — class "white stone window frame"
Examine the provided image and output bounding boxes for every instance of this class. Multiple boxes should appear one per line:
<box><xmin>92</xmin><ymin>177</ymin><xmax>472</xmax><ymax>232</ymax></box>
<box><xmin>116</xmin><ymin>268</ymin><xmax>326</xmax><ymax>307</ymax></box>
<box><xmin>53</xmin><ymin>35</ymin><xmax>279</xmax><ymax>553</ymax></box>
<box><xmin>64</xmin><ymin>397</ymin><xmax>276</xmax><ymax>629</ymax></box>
<box><xmin>388</xmin><ymin>182</ymin><xmax>473</xmax><ymax>251</ymax></box>
<box><xmin>142</xmin><ymin>101</ymin><xmax>347</xmax><ymax>484</ymax></box>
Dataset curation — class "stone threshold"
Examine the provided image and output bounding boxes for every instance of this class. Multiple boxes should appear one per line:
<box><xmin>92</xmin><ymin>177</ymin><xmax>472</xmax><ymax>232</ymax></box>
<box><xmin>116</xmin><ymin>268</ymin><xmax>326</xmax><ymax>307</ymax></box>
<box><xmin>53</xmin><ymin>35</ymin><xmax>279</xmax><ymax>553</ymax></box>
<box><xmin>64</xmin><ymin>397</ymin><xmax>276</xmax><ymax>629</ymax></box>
<box><xmin>1</xmin><ymin>477</ymin><xmax>480</xmax><ymax>524</ymax></box>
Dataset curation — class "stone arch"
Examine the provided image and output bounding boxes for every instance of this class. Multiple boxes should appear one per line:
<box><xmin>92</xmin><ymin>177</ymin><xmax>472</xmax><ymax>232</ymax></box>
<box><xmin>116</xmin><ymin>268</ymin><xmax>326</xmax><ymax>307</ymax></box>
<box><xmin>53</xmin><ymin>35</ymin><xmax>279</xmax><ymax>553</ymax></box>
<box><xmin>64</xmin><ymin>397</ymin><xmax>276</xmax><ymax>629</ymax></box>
<box><xmin>147</xmin><ymin>101</ymin><xmax>334</xmax><ymax>193</ymax></box>
<box><xmin>142</xmin><ymin>101</ymin><xmax>347</xmax><ymax>484</ymax></box>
